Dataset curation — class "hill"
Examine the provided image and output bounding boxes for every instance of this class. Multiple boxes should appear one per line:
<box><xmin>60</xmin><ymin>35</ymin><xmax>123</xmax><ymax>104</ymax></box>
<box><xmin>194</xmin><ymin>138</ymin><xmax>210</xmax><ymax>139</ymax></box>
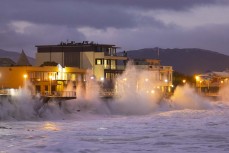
<box><xmin>126</xmin><ymin>48</ymin><xmax>229</xmax><ymax>75</ymax></box>
<box><xmin>0</xmin><ymin>49</ymin><xmax>35</xmax><ymax>65</ymax></box>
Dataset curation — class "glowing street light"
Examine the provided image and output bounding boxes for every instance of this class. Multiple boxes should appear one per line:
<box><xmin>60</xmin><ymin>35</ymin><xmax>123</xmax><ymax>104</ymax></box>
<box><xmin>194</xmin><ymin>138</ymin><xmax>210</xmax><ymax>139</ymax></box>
<box><xmin>23</xmin><ymin>74</ymin><xmax>28</xmax><ymax>79</ymax></box>
<box><xmin>182</xmin><ymin>79</ymin><xmax>186</xmax><ymax>84</ymax></box>
<box><xmin>195</xmin><ymin>76</ymin><xmax>200</xmax><ymax>81</ymax></box>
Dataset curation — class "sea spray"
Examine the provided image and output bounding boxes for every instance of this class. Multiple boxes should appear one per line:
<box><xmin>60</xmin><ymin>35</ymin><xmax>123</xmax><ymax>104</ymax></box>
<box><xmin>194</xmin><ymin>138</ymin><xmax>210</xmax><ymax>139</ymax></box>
<box><xmin>219</xmin><ymin>83</ymin><xmax>229</xmax><ymax>103</ymax></box>
<box><xmin>170</xmin><ymin>84</ymin><xmax>213</xmax><ymax>110</ymax></box>
<box><xmin>108</xmin><ymin>63</ymin><xmax>162</xmax><ymax>115</ymax></box>
<box><xmin>0</xmin><ymin>81</ymin><xmax>38</xmax><ymax>120</ymax></box>
<box><xmin>75</xmin><ymin>70</ymin><xmax>111</xmax><ymax>114</ymax></box>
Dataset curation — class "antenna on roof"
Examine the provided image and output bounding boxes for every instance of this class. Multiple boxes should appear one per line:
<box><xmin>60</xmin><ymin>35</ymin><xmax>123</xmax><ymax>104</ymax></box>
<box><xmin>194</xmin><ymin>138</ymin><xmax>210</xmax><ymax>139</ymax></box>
<box><xmin>157</xmin><ymin>47</ymin><xmax>160</xmax><ymax>59</ymax></box>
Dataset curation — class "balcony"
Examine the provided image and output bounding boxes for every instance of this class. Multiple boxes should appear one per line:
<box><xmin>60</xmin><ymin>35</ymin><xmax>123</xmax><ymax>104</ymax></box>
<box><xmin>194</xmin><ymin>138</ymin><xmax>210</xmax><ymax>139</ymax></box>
<box><xmin>104</xmin><ymin>65</ymin><xmax>125</xmax><ymax>70</ymax></box>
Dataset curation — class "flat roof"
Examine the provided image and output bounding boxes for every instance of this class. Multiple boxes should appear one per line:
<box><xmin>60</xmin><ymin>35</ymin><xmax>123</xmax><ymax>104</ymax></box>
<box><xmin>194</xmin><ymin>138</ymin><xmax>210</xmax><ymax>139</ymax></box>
<box><xmin>35</xmin><ymin>41</ymin><xmax>120</xmax><ymax>48</ymax></box>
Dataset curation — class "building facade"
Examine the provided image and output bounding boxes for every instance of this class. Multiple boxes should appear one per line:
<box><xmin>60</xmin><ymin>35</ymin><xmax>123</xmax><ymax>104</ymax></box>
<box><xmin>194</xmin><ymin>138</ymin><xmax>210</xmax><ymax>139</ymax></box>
<box><xmin>195</xmin><ymin>71</ymin><xmax>229</xmax><ymax>94</ymax></box>
<box><xmin>0</xmin><ymin>65</ymin><xmax>86</xmax><ymax>96</ymax></box>
<box><xmin>133</xmin><ymin>59</ymin><xmax>173</xmax><ymax>93</ymax></box>
<box><xmin>35</xmin><ymin>41</ymin><xmax>128</xmax><ymax>82</ymax></box>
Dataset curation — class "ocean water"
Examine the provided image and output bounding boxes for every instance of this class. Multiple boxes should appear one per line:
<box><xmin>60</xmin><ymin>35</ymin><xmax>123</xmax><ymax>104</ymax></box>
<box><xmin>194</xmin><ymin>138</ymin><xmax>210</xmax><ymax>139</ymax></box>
<box><xmin>1</xmin><ymin>100</ymin><xmax>229</xmax><ymax>153</ymax></box>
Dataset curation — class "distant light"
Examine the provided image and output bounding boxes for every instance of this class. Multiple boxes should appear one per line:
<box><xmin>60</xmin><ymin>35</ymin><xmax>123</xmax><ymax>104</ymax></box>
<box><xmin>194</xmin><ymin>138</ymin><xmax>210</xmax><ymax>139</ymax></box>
<box><xmin>164</xmin><ymin>79</ymin><xmax>168</xmax><ymax>83</ymax></box>
<box><xmin>170</xmin><ymin>85</ymin><xmax>174</xmax><ymax>88</ymax></box>
<box><xmin>151</xmin><ymin>90</ymin><xmax>155</xmax><ymax>94</ymax></box>
<box><xmin>123</xmin><ymin>78</ymin><xmax>127</xmax><ymax>81</ymax></box>
<box><xmin>195</xmin><ymin>76</ymin><xmax>200</xmax><ymax>81</ymax></box>
<box><xmin>90</xmin><ymin>76</ymin><xmax>95</xmax><ymax>80</ymax></box>
<box><xmin>182</xmin><ymin>79</ymin><xmax>186</xmax><ymax>84</ymax></box>
<box><xmin>49</xmin><ymin>76</ymin><xmax>53</xmax><ymax>80</ymax></box>
<box><xmin>221</xmin><ymin>80</ymin><xmax>224</xmax><ymax>84</ymax></box>
<box><xmin>23</xmin><ymin>74</ymin><xmax>28</xmax><ymax>79</ymax></box>
<box><xmin>145</xmin><ymin>78</ymin><xmax>149</xmax><ymax>82</ymax></box>
<box><xmin>100</xmin><ymin>77</ymin><xmax>104</xmax><ymax>81</ymax></box>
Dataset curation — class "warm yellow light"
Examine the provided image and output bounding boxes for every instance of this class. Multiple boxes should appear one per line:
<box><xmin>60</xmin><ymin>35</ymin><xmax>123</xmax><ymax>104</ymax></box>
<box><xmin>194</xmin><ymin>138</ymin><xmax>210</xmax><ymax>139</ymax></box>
<box><xmin>145</xmin><ymin>78</ymin><xmax>149</xmax><ymax>82</ymax></box>
<box><xmin>23</xmin><ymin>74</ymin><xmax>28</xmax><ymax>79</ymax></box>
<box><xmin>49</xmin><ymin>76</ymin><xmax>53</xmax><ymax>80</ymax></box>
<box><xmin>151</xmin><ymin>90</ymin><xmax>155</xmax><ymax>94</ymax></box>
<box><xmin>123</xmin><ymin>78</ymin><xmax>127</xmax><ymax>81</ymax></box>
<box><xmin>221</xmin><ymin>80</ymin><xmax>224</xmax><ymax>84</ymax></box>
<box><xmin>164</xmin><ymin>79</ymin><xmax>168</xmax><ymax>83</ymax></box>
<box><xmin>182</xmin><ymin>79</ymin><xmax>186</xmax><ymax>84</ymax></box>
<box><xmin>195</xmin><ymin>76</ymin><xmax>200</xmax><ymax>81</ymax></box>
<box><xmin>100</xmin><ymin>77</ymin><xmax>104</xmax><ymax>81</ymax></box>
<box><xmin>42</xmin><ymin>122</ymin><xmax>60</xmax><ymax>131</ymax></box>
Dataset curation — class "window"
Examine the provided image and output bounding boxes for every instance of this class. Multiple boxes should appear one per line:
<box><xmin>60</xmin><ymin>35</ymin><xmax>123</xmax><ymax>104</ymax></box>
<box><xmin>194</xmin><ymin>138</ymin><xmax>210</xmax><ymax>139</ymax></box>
<box><xmin>95</xmin><ymin>59</ymin><xmax>103</xmax><ymax>65</ymax></box>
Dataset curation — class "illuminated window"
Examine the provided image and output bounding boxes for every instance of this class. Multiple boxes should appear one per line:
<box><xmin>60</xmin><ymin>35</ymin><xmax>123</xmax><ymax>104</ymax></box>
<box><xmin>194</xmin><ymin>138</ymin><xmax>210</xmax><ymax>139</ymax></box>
<box><xmin>95</xmin><ymin>59</ymin><xmax>103</xmax><ymax>65</ymax></box>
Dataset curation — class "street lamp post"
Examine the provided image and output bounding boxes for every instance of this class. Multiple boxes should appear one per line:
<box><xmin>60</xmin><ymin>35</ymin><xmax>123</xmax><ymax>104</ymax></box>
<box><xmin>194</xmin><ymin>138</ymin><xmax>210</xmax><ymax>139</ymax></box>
<box><xmin>49</xmin><ymin>76</ymin><xmax>53</xmax><ymax>95</ymax></box>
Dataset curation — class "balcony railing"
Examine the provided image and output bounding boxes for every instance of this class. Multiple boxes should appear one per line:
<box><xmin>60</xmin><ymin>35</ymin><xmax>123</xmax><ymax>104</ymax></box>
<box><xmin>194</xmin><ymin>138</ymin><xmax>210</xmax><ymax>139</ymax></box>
<box><xmin>104</xmin><ymin>65</ymin><xmax>126</xmax><ymax>70</ymax></box>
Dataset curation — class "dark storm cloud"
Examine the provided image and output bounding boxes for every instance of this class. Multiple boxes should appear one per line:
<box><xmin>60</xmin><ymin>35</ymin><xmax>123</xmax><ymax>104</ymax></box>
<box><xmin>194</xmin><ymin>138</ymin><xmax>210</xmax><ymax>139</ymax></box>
<box><xmin>0</xmin><ymin>0</ymin><xmax>138</xmax><ymax>29</ymax></box>
<box><xmin>0</xmin><ymin>23</ymin><xmax>85</xmax><ymax>56</ymax></box>
<box><xmin>76</xmin><ymin>0</ymin><xmax>228</xmax><ymax>10</ymax></box>
<box><xmin>0</xmin><ymin>0</ymin><xmax>229</xmax><ymax>56</ymax></box>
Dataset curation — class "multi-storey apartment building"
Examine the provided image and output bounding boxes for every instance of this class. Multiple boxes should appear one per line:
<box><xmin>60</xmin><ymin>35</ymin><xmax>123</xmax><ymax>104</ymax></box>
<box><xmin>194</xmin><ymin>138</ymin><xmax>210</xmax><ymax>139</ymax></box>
<box><xmin>133</xmin><ymin>59</ymin><xmax>173</xmax><ymax>93</ymax></box>
<box><xmin>35</xmin><ymin>41</ymin><xmax>128</xmax><ymax>82</ymax></box>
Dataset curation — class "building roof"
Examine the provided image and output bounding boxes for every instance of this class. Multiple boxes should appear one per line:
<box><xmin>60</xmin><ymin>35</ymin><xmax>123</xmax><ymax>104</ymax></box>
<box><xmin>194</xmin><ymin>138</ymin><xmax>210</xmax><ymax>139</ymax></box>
<box><xmin>211</xmin><ymin>71</ymin><xmax>229</xmax><ymax>77</ymax></box>
<box><xmin>17</xmin><ymin>50</ymin><xmax>31</xmax><ymax>66</ymax></box>
<box><xmin>35</xmin><ymin>41</ymin><xmax>118</xmax><ymax>48</ymax></box>
<box><xmin>0</xmin><ymin>58</ymin><xmax>16</xmax><ymax>66</ymax></box>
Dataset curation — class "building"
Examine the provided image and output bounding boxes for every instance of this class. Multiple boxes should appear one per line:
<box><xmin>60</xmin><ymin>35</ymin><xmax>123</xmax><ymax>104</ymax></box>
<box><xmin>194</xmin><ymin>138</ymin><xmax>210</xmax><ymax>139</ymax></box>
<box><xmin>0</xmin><ymin>65</ymin><xmax>86</xmax><ymax>96</ymax></box>
<box><xmin>195</xmin><ymin>70</ymin><xmax>229</xmax><ymax>94</ymax></box>
<box><xmin>0</xmin><ymin>51</ymin><xmax>86</xmax><ymax>96</ymax></box>
<box><xmin>35</xmin><ymin>41</ymin><xmax>128</xmax><ymax>82</ymax></box>
<box><xmin>133</xmin><ymin>59</ymin><xmax>173</xmax><ymax>93</ymax></box>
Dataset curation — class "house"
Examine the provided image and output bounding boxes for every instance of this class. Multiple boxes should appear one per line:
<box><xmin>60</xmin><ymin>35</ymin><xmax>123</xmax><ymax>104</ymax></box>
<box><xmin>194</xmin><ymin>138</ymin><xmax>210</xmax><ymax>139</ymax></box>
<box><xmin>35</xmin><ymin>41</ymin><xmax>128</xmax><ymax>82</ymax></box>
<box><xmin>133</xmin><ymin>59</ymin><xmax>173</xmax><ymax>93</ymax></box>
<box><xmin>195</xmin><ymin>70</ymin><xmax>229</xmax><ymax>94</ymax></box>
<box><xmin>0</xmin><ymin>51</ymin><xmax>86</xmax><ymax>96</ymax></box>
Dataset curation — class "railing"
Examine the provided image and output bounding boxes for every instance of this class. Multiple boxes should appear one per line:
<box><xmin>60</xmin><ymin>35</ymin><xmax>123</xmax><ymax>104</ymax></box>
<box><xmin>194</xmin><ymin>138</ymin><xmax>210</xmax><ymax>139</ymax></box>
<box><xmin>100</xmin><ymin>89</ymin><xmax>115</xmax><ymax>97</ymax></box>
<box><xmin>36</xmin><ymin>91</ymin><xmax>76</xmax><ymax>97</ymax></box>
<box><xmin>0</xmin><ymin>89</ymin><xmax>76</xmax><ymax>98</ymax></box>
<box><xmin>104</xmin><ymin>52</ymin><xmax>127</xmax><ymax>57</ymax></box>
<box><xmin>104</xmin><ymin>65</ymin><xmax>125</xmax><ymax>70</ymax></box>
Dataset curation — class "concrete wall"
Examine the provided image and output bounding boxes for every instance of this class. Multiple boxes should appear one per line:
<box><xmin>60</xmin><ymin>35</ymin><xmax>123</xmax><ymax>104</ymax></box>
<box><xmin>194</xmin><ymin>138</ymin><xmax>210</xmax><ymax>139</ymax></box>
<box><xmin>35</xmin><ymin>52</ymin><xmax>63</xmax><ymax>66</ymax></box>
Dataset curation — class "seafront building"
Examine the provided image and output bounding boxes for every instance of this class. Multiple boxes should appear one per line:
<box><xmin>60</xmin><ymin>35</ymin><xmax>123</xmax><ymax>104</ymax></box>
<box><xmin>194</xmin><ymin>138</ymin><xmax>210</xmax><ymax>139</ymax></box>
<box><xmin>0</xmin><ymin>51</ymin><xmax>86</xmax><ymax>96</ymax></box>
<box><xmin>35</xmin><ymin>41</ymin><xmax>128</xmax><ymax>82</ymax></box>
<box><xmin>133</xmin><ymin>59</ymin><xmax>173</xmax><ymax>93</ymax></box>
<box><xmin>195</xmin><ymin>71</ymin><xmax>229</xmax><ymax>94</ymax></box>
<box><xmin>0</xmin><ymin>41</ymin><xmax>173</xmax><ymax>96</ymax></box>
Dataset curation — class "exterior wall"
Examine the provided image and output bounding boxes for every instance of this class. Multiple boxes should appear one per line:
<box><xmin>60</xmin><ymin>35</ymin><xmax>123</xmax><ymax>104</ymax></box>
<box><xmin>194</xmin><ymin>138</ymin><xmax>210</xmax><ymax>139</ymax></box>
<box><xmin>0</xmin><ymin>66</ymin><xmax>86</xmax><ymax>95</ymax></box>
<box><xmin>35</xmin><ymin>52</ymin><xmax>50</xmax><ymax>66</ymax></box>
<box><xmin>64</xmin><ymin>52</ymin><xmax>80</xmax><ymax>67</ymax></box>
<box><xmin>80</xmin><ymin>52</ymin><xmax>94</xmax><ymax>69</ymax></box>
<box><xmin>135</xmin><ymin>65</ymin><xmax>173</xmax><ymax>93</ymax></box>
<box><xmin>0</xmin><ymin>67</ymin><xmax>28</xmax><ymax>89</ymax></box>
<box><xmin>94</xmin><ymin>52</ymin><xmax>105</xmax><ymax>80</ymax></box>
<box><xmin>35</xmin><ymin>52</ymin><xmax>63</xmax><ymax>66</ymax></box>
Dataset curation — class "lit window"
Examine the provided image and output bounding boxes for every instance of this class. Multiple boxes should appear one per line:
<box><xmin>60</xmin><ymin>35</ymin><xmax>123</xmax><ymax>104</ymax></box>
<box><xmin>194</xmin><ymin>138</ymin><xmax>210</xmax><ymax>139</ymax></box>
<box><xmin>96</xmin><ymin>59</ymin><xmax>103</xmax><ymax>65</ymax></box>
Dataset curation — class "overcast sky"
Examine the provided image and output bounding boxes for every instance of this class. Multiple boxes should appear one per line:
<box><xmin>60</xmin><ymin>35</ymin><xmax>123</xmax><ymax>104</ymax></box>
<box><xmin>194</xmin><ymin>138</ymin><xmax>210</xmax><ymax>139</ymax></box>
<box><xmin>1</xmin><ymin>0</ymin><xmax>229</xmax><ymax>57</ymax></box>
